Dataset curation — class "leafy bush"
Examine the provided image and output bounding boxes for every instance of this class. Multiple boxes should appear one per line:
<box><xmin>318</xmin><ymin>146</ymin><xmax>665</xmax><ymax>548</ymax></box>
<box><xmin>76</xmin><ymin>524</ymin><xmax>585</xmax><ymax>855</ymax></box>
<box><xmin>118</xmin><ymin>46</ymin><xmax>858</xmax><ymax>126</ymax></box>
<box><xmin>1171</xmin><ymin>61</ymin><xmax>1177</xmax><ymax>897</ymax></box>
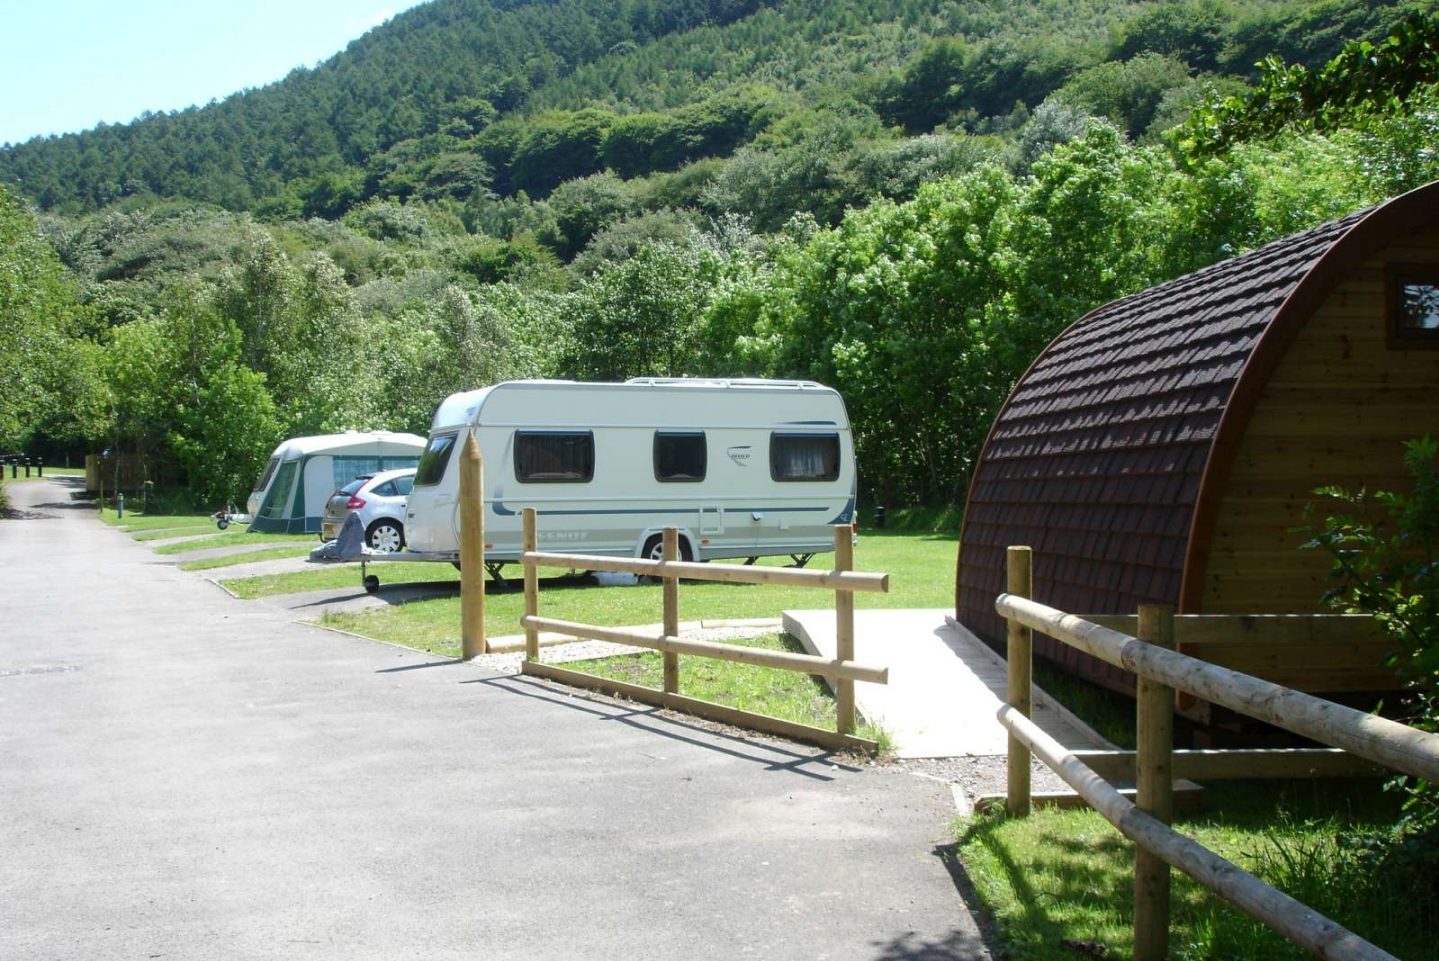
<box><xmin>1305</xmin><ymin>435</ymin><xmax>1439</xmax><ymax>832</ymax></box>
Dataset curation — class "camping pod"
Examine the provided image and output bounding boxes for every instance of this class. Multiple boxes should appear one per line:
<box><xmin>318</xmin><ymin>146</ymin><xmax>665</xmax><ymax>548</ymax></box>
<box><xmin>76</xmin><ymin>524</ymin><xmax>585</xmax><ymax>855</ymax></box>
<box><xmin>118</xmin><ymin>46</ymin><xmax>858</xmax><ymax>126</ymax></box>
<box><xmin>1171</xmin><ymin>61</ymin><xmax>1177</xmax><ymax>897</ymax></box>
<box><xmin>248</xmin><ymin>431</ymin><xmax>426</xmax><ymax>535</ymax></box>
<box><xmin>956</xmin><ymin>180</ymin><xmax>1439</xmax><ymax>708</ymax></box>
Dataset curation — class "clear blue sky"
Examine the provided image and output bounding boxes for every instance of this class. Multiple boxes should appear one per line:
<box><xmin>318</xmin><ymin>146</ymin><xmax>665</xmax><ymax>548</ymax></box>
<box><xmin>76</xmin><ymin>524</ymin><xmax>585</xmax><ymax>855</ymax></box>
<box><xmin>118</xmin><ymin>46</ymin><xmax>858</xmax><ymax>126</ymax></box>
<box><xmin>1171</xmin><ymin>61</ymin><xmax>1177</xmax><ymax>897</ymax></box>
<box><xmin>0</xmin><ymin>1</ymin><xmax>429</xmax><ymax>146</ymax></box>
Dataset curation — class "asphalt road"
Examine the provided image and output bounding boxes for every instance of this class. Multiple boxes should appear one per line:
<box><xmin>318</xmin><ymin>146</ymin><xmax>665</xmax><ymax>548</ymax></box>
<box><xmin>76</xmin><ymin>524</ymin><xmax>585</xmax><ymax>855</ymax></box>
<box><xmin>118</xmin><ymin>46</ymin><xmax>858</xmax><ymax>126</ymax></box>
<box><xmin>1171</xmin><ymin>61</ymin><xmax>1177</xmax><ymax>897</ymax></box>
<box><xmin>0</xmin><ymin>477</ymin><xmax>993</xmax><ymax>961</ymax></box>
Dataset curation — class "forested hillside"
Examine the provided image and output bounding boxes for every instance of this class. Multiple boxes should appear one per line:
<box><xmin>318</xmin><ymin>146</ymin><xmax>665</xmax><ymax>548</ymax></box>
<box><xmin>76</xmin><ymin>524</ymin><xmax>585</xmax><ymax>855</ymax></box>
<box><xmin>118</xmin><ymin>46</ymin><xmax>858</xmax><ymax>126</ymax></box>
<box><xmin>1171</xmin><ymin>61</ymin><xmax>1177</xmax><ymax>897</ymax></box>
<box><xmin>0</xmin><ymin>0</ymin><xmax>1417</xmax><ymax>215</ymax></box>
<box><xmin>3</xmin><ymin>0</ymin><xmax>1438</xmax><ymax>509</ymax></box>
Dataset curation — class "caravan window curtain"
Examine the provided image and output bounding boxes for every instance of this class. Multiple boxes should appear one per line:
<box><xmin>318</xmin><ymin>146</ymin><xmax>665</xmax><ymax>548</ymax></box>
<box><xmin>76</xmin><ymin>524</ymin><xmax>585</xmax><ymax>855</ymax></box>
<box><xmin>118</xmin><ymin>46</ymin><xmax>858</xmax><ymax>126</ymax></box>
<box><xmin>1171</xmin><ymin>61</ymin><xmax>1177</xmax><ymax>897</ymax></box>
<box><xmin>515</xmin><ymin>431</ymin><xmax>594</xmax><ymax>483</ymax></box>
<box><xmin>654</xmin><ymin>432</ymin><xmax>706</xmax><ymax>482</ymax></box>
<box><xmin>769</xmin><ymin>433</ymin><xmax>840</xmax><ymax>482</ymax></box>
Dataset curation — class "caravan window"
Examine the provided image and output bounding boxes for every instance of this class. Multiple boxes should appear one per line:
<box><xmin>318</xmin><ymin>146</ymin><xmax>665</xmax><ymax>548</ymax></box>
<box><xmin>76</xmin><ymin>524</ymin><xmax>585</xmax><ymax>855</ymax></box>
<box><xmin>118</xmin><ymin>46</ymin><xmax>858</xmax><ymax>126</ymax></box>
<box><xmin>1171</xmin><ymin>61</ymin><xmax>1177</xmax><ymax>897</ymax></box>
<box><xmin>654</xmin><ymin>432</ymin><xmax>706</xmax><ymax>482</ymax></box>
<box><xmin>252</xmin><ymin>456</ymin><xmax>280</xmax><ymax>493</ymax></box>
<box><xmin>770</xmin><ymin>433</ymin><xmax>840</xmax><ymax>482</ymax></box>
<box><xmin>515</xmin><ymin>431</ymin><xmax>594</xmax><ymax>483</ymax></box>
<box><xmin>415</xmin><ymin>433</ymin><xmax>458</xmax><ymax>487</ymax></box>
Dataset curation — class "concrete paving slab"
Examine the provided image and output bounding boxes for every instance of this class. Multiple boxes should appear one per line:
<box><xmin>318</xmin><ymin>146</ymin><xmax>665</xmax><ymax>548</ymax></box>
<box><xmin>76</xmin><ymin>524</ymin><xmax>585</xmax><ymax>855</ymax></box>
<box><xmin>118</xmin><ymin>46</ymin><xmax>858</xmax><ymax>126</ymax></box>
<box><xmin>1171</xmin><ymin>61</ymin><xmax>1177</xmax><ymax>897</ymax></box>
<box><xmin>1</xmin><ymin>479</ymin><xmax>993</xmax><ymax>961</ymax></box>
<box><xmin>784</xmin><ymin>609</ymin><xmax>1112</xmax><ymax>759</ymax></box>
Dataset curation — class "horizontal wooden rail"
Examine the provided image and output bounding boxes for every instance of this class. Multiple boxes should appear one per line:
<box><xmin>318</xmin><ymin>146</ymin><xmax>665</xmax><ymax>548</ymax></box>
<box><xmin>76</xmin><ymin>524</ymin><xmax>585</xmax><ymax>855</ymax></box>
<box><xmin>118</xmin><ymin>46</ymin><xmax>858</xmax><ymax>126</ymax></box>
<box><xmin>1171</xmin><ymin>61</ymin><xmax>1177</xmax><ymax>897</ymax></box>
<box><xmin>996</xmin><ymin>593</ymin><xmax>1439</xmax><ymax>784</ymax></box>
<box><xmin>521</xmin><ymin>515</ymin><xmax>888</xmax><ymax>752</ymax></box>
<box><xmin>521</xmin><ymin>550</ymin><xmax>890</xmax><ymax>593</ymax></box>
<box><xmin>1072</xmin><ymin>748</ymin><xmax>1387</xmax><ymax>782</ymax></box>
<box><xmin>523</xmin><ymin>660</ymin><xmax>878</xmax><ymax>753</ymax></box>
<box><xmin>521</xmin><ymin>615</ymin><xmax>889</xmax><ymax>684</ymax></box>
<box><xmin>997</xmin><ymin>705</ymin><xmax>1399</xmax><ymax>961</ymax></box>
<box><xmin>1082</xmin><ymin>613</ymin><xmax>1395</xmax><ymax>697</ymax></box>
<box><xmin>1082</xmin><ymin>613</ymin><xmax>1386</xmax><ymax>646</ymax></box>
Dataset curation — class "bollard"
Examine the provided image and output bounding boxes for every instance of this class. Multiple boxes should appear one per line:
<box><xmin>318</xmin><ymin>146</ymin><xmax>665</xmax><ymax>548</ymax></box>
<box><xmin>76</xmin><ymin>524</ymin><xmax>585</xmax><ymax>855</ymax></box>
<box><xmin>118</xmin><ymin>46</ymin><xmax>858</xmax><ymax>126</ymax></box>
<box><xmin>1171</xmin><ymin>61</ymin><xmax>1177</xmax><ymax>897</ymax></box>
<box><xmin>36</xmin><ymin>457</ymin><xmax>43</xmax><ymax>477</ymax></box>
<box><xmin>24</xmin><ymin>458</ymin><xmax>31</xmax><ymax>478</ymax></box>
<box><xmin>873</xmin><ymin>504</ymin><xmax>886</xmax><ymax>529</ymax></box>
<box><xmin>117</xmin><ymin>492</ymin><xmax>124</xmax><ymax>519</ymax></box>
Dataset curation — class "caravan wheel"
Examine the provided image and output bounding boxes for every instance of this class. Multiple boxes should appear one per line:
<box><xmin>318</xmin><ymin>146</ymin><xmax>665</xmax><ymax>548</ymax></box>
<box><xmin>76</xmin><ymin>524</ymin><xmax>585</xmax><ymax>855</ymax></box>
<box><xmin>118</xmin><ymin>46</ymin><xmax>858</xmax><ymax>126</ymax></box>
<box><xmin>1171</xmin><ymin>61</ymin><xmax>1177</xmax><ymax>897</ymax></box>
<box><xmin>642</xmin><ymin>534</ymin><xmax>693</xmax><ymax>564</ymax></box>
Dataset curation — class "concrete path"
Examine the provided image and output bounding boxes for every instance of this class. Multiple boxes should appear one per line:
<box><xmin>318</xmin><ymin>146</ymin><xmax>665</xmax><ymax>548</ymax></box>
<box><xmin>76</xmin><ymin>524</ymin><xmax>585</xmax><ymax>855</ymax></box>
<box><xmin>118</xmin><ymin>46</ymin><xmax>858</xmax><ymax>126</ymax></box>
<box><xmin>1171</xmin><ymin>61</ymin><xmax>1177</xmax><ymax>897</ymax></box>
<box><xmin>785</xmin><ymin>609</ymin><xmax>1112</xmax><ymax>759</ymax></box>
<box><xmin>0</xmin><ymin>478</ymin><xmax>993</xmax><ymax>961</ymax></box>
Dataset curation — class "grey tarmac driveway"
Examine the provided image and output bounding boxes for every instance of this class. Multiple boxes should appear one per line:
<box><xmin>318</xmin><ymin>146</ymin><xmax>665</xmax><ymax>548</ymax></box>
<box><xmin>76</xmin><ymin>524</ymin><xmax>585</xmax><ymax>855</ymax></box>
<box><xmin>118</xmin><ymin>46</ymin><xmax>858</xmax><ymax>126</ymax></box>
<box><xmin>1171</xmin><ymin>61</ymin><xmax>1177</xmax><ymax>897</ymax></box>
<box><xmin>0</xmin><ymin>478</ymin><xmax>993</xmax><ymax>961</ymax></box>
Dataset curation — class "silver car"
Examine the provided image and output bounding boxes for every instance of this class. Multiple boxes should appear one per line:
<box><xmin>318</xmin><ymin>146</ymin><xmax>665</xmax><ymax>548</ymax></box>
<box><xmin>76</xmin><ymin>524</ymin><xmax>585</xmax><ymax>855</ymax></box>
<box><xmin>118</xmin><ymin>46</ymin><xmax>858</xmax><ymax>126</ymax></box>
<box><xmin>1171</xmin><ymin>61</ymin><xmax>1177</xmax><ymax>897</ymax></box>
<box><xmin>320</xmin><ymin>468</ymin><xmax>415</xmax><ymax>552</ymax></box>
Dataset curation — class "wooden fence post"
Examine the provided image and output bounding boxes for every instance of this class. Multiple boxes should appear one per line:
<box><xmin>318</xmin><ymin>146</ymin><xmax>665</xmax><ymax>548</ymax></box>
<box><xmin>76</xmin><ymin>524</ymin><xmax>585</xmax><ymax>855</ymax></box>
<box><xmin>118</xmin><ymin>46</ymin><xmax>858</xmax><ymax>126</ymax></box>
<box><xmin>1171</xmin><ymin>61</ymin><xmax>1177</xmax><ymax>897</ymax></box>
<box><xmin>1134</xmin><ymin>603</ymin><xmax>1175</xmax><ymax>961</ymax></box>
<box><xmin>834</xmin><ymin>525</ymin><xmax>856</xmax><ymax>735</ymax></box>
<box><xmin>1007</xmin><ymin>545</ymin><xmax>1033</xmax><ymax>817</ymax></box>
<box><xmin>459</xmin><ymin>434</ymin><xmax>486</xmax><ymax>659</ymax></box>
<box><xmin>663</xmin><ymin>527</ymin><xmax>680</xmax><ymax>694</ymax></box>
<box><xmin>523</xmin><ymin>507</ymin><xmax>539</xmax><ymax>662</ymax></box>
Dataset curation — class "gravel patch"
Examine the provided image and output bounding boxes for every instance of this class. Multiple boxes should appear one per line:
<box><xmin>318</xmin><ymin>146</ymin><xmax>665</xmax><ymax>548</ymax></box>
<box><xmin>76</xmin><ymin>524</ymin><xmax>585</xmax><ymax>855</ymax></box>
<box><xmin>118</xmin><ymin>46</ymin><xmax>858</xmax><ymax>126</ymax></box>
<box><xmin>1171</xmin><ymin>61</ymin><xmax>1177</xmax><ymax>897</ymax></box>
<box><xmin>901</xmin><ymin>755</ymin><xmax>1071</xmax><ymax>812</ymax></box>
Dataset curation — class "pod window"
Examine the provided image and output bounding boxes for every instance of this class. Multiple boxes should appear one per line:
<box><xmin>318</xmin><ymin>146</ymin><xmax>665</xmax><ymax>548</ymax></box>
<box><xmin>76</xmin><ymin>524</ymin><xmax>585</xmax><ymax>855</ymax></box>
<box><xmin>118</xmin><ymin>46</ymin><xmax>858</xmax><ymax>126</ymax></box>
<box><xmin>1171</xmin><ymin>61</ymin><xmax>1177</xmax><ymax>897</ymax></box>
<box><xmin>515</xmin><ymin>431</ymin><xmax>595</xmax><ymax>483</ymax></box>
<box><xmin>654</xmin><ymin>432</ymin><xmax>706</xmax><ymax>482</ymax></box>
<box><xmin>770</xmin><ymin>433</ymin><xmax>840</xmax><ymax>482</ymax></box>
<box><xmin>1389</xmin><ymin>266</ymin><xmax>1439</xmax><ymax>346</ymax></box>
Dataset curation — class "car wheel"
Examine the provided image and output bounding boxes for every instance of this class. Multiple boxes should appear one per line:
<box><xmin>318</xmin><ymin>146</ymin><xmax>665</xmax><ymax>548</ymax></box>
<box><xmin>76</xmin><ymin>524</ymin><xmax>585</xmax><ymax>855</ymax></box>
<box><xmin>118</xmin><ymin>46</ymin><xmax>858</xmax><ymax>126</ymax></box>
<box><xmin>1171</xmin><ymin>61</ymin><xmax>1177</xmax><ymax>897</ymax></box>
<box><xmin>366</xmin><ymin>518</ymin><xmax>405</xmax><ymax>553</ymax></box>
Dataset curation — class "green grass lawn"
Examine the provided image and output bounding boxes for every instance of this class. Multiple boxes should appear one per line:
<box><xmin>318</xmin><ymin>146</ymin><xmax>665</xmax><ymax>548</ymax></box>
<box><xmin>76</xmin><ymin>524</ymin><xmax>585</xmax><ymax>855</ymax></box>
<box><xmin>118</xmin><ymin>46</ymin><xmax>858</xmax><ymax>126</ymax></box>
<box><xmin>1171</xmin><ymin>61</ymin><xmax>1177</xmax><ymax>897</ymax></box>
<box><xmin>306</xmin><ymin>530</ymin><xmax>957</xmax><ymax>651</ymax></box>
<box><xmin>134</xmin><ymin>525</ymin><xmax>223</xmax><ymax>541</ymax></box>
<box><xmin>563</xmin><ymin>631</ymin><xmax>889</xmax><ymax>747</ymax></box>
<box><xmin>957</xmin><ymin>780</ymin><xmax>1430</xmax><ymax>961</ymax></box>
<box><xmin>101</xmin><ymin>509</ymin><xmax>216</xmax><ymax>533</ymax></box>
<box><xmin>151</xmin><ymin>530</ymin><xmax>313</xmax><ymax>555</ymax></box>
<box><xmin>180</xmin><ymin>545</ymin><xmax>314</xmax><ymax>571</ymax></box>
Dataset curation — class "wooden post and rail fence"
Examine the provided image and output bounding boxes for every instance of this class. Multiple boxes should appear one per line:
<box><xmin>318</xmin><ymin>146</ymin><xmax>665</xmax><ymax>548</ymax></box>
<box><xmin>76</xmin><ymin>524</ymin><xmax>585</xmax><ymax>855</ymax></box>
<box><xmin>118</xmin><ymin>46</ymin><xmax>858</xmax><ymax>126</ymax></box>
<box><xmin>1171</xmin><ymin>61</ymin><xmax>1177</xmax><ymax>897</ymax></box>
<box><xmin>996</xmin><ymin>545</ymin><xmax>1439</xmax><ymax>961</ymax></box>
<box><xmin>515</xmin><ymin>507</ymin><xmax>890</xmax><ymax>752</ymax></box>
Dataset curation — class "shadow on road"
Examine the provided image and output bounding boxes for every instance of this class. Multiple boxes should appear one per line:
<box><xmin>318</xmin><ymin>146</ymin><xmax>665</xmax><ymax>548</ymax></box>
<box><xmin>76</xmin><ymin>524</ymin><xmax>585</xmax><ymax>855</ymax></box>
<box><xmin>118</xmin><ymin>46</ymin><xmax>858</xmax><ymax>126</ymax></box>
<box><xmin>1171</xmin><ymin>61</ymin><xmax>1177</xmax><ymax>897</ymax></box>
<box><xmin>468</xmin><ymin>673</ymin><xmax>862</xmax><ymax>782</ymax></box>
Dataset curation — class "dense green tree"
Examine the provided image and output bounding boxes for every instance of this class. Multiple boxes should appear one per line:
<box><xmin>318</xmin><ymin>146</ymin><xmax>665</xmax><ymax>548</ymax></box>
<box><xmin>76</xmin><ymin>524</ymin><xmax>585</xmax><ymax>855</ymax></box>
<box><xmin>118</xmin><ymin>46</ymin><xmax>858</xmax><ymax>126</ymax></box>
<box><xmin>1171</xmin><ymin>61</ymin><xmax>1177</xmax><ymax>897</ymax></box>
<box><xmin>158</xmin><ymin>283</ymin><xmax>281</xmax><ymax>505</ymax></box>
<box><xmin>569</xmin><ymin>208</ymin><xmax>700</xmax><ymax>274</ymax></box>
<box><xmin>558</xmin><ymin>243</ymin><xmax>720</xmax><ymax>379</ymax></box>
<box><xmin>1050</xmin><ymin>53</ymin><xmax>1198</xmax><ymax>139</ymax></box>
<box><xmin>539</xmin><ymin>171</ymin><xmax>637</xmax><ymax>259</ymax></box>
<box><xmin>1110</xmin><ymin>0</ymin><xmax>1235</xmax><ymax>73</ymax></box>
<box><xmin>510</xmin><ymin>109</ymin><xmax>616</xmax><ymax>195</ymax></box>
<box><xmin>0</xmin><ymin>186</ymin><xmax>101</xmax><ymax>448</ymax></box>
<box><xmin>1185</xmin><ymin>12</ymin><xmax>1439</xmax><ymax>155</ymax></box>
<box><xmin>871</xmin><ymin>38</ymin><xmax>970</xmax><ymax>134</ymax></box>
<box><xmin>213</xmin><ymin>229</ymin><xmax>374</xmax><ymax>436</ymax></box>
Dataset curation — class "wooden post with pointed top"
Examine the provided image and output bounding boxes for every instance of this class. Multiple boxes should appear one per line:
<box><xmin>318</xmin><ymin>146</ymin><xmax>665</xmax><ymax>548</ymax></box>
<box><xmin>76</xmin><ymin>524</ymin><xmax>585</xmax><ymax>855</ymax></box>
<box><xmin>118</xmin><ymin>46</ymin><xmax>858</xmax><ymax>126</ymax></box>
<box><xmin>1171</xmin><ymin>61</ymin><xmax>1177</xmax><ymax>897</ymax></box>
<box><xmin>460</xmin><ymin>434</ymin><xmax>486</xmax><ymax>659</ymax></box>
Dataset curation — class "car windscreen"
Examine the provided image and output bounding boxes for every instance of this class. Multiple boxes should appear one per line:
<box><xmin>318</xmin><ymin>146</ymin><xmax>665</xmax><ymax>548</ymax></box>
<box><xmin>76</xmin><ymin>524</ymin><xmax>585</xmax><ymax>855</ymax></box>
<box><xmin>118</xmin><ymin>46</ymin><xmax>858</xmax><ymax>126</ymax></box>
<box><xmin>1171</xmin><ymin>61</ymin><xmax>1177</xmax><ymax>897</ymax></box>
<box><xmin>340</xmin><ymin>478</ymin><xmax>368</xmax><ymax>496</ymax></box>
<box><xmin>415</xmin><ymin>433</ymin><xmax>458</xmax><ymax>487</ymax></box>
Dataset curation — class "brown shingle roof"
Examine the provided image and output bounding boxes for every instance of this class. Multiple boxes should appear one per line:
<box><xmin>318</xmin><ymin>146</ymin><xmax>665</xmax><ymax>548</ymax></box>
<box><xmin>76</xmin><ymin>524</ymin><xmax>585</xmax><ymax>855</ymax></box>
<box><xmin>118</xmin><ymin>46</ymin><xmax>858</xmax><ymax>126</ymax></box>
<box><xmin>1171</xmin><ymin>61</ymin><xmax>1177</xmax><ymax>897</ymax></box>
<box><xmin>955</xmin><ymin>206</ymin><xmax>1372</xmax><ymax>683</ymax></box>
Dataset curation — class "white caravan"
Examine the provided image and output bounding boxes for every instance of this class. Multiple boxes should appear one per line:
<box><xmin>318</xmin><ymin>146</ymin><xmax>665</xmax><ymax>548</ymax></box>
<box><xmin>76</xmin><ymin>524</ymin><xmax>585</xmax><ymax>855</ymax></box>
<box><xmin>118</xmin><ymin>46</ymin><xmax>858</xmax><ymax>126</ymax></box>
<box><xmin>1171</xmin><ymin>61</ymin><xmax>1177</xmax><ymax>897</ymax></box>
<box><xmin>404</xmin><ymin>379</ymin><xmax>856</xmax><ymax>569</ymax></box>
